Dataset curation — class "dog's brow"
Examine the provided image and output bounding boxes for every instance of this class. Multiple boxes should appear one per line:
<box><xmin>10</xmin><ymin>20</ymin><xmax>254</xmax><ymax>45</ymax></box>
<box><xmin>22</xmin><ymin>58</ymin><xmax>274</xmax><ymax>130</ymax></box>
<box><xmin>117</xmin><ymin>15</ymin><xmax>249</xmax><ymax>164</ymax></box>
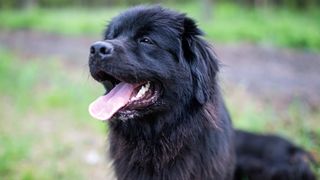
<box><xmin>135</xmin><ymin>25</ymin><xmax>153</xmax><ymax>38</ymax></box>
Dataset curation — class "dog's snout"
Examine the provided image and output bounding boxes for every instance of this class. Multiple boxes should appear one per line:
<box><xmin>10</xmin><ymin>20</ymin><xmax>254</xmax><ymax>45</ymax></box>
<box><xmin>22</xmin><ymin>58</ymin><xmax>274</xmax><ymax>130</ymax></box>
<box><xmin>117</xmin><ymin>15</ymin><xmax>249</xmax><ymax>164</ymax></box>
<box><xmin>90</xmin><ymin>41</ymin><xmax>113</xmax><ymax>57</ymax></box>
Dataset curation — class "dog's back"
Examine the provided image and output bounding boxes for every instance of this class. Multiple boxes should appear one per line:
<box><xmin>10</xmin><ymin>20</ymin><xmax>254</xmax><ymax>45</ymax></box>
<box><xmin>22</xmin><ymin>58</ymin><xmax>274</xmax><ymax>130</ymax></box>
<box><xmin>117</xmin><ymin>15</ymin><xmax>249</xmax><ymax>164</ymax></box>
<box><xmin>235</xmin><ymin>130</ymin><xmax>316</xmax><ymax>180</ymax></box>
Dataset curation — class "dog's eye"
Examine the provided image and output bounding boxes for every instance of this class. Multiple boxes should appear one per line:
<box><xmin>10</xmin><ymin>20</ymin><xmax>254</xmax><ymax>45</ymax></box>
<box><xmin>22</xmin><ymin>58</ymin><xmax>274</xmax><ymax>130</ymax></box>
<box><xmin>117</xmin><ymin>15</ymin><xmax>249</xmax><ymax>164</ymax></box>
<box><xmin>139</xmin><ymin>37</ymin><xmax>153</xmax><ymax>45</ymax></box>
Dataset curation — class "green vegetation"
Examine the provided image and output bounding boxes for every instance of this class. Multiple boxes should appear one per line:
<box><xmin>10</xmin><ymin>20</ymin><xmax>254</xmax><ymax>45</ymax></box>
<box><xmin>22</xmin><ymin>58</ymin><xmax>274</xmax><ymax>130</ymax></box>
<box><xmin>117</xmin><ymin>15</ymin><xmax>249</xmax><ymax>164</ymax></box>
<box><xmin>200</xmin><ymin>4</ymin><xmax>320</xmax><ymax>50</ymax></box>
<box><xmin>0</xmin><ymin>8</ymin><xmax>121</xmax><ymax>36</ymax></box>
<box><xmin>0</xmin><ymin>48</ymin><xmax>319</xmax><ymax>178</ymax></box>
<box><xmin>0</xmin><ymin>3</ymin><xmax>320</xmax><ymax>50</ymax></box>
<box><xmin>0</xmin><ymin>50</ymin><xmax>107</xmax><ymax>179</ymax></box>
<box><xmin>0</xmin><ymin>2</ymin><xmax>319</xmax><ymax>178</ymax></box>
<box><xmin>225</xmin><ymin>86</ymin><xmax>320</xmax><ymax>177</ymax></box>
<box><xmin>225</xmin><ymin>86</ymin><xmax>320</xmax><ymax>147</ymax></box>
<box><xmin>1</xmin><ymin>0</ymin><xmax>319</xmax><ymax>9</ymax></box>
<box><xmin>0</xmin><ymin>50</ymin><xmax>103</xmax><ymax>123</ymax></box>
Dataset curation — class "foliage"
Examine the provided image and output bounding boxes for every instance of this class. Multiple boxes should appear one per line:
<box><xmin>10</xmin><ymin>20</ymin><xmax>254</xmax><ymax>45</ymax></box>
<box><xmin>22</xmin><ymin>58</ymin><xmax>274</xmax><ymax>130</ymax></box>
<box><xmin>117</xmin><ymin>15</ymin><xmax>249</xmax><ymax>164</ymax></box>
<box><xmin>0</xmin><ymin>50</ymin><xmax>107</xmax><ymax>179</ymax></box>
<box><xmin>0</xmin><ymin>1</ymin><xmax>319</xmax><ymax>178</ymax></box>
<box><xmin>1</xmin><ymin>0</ymin><xmax>319</xmax><ymax>9</ymax></box>
<box><xmin>0</xmin><ymin>3</ymin><xmax>319</xmax><ymax>51</ymax></box>
<box><xmin>0</xmin><ymin>45</ymin><xmax>319</xmax><ymax>178</ymax></box>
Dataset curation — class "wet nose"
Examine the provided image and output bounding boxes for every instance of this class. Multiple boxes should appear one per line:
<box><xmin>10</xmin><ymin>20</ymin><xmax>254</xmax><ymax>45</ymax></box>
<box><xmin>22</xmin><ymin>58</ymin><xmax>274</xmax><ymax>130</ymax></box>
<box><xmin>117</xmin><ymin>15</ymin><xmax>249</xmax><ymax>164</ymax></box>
<box><xmin>90</xmin><ymin>41</ymin><xmax>113</xmax><ymax>57</ymax></box>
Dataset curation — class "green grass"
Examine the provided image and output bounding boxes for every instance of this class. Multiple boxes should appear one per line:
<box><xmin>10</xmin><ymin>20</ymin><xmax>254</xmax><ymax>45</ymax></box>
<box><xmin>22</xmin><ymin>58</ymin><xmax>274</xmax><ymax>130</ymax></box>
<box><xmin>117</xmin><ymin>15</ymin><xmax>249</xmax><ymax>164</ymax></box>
<box><xmin>0</xmin><ymin>50</ymin><xmax>104</xmax><ymax>123</ymax></box>
<box><xmin>0</xmin><ymin>8</ymin><xmax>121</xmax><ymax>36</ymax></box>
<box><xmin>226</xmin><ymin>89</ymin><xmax>320</xmax><ymax>146</ymax></box>
<box><xmin>225</xmin><ymin>86</ymin><xmax>320</xmax><ymax>177</ymax></box>
<box><xmin>172</xmin><ymin>2</ymin><xmax>320</xmax><ymax>51</ymax></box>
<box><xmin>0</xmin><ymin>3</ymin><xmax>319</xmax><ymax>50</ymax></box>
<box><xmin>0</xmin><ymin>50</ymin><xmax>108</xmax><ymax>179</ymax></box>
<box><xmin>0</xmin><ymin>49</ymin><xmax>319</xmax><ymax>178</ymax></box>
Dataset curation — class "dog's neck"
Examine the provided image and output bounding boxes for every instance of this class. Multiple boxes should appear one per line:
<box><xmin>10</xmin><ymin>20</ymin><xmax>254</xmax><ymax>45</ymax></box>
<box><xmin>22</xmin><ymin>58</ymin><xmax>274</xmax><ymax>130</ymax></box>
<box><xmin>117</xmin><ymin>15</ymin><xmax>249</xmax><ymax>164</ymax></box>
<box><xmin>109</xmin><ymin>104</ymin><xmax>209</xmax><ymax>162</ymax></box>
<box><xmin>107</xmin><ymin>98</ymin><xmax>234</xmax><ymax>179</ymax></box>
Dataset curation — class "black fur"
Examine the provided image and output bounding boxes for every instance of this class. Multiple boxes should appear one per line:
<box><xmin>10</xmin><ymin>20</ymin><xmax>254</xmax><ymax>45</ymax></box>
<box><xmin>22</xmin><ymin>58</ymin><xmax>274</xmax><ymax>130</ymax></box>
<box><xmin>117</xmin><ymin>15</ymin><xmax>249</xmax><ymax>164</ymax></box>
<box><xmin>89</xmin><ymin>5</ymin><xmax>316</xmax><ymax>180</ymax></box>
<box><xmin>234</xmin><ymin>130</ymin><xmax>316</xmax><ymax>180</ymax></box>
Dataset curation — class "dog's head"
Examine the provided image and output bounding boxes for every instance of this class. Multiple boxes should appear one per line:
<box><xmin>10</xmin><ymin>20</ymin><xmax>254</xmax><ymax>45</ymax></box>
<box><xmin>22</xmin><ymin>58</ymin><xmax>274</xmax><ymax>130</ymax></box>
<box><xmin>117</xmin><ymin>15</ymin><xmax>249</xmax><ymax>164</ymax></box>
<box><xmin>88</xmin><ymin>6</ymin><xmax>219</xmax><ymax>122</ymax></box>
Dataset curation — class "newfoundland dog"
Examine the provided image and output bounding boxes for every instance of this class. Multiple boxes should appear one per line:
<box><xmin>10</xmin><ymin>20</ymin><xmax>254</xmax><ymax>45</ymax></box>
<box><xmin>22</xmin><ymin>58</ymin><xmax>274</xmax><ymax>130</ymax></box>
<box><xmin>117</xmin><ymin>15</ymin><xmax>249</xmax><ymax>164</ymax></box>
<box><xmin>88</xmin><ymin>6</ymin><xmax>315</xmax><ymax>180</ymax></box>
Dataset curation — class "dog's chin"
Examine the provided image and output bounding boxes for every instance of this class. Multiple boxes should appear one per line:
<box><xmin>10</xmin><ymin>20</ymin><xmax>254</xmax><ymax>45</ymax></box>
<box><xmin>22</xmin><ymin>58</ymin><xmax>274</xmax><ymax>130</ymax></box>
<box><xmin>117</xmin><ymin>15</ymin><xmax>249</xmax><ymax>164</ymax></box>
<box><xmin>89</xmin><ymin>70</ymin><xmax>162</xmax><ymax>121</ymax></box>
<box><xmin>111</xmin><ymin>109</ymin><xmax>151</xmax><ymax>122</ymax></box>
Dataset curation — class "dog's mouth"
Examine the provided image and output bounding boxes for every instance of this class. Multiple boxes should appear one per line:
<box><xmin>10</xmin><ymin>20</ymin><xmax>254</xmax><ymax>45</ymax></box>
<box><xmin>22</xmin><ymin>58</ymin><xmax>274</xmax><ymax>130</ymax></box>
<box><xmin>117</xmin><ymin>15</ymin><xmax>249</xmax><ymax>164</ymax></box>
<box><xmin>89</xmin><ymin>71</ymin><xmax>160</xmax><ymax>121</ymax></box>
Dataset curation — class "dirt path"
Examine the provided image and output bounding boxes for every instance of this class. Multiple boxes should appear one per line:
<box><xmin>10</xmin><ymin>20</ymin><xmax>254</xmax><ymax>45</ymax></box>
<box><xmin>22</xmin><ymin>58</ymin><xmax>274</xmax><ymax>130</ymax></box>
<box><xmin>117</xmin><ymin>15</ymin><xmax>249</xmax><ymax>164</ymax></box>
<box><xmin>215</xmin><ymin>43</ymin><xmax>320</xmax><ymax>108</ymax></box>
<box><xmin>1</xmin><ymin>30</ymin><xmax>320</xmax><ymax>107</ymax></box>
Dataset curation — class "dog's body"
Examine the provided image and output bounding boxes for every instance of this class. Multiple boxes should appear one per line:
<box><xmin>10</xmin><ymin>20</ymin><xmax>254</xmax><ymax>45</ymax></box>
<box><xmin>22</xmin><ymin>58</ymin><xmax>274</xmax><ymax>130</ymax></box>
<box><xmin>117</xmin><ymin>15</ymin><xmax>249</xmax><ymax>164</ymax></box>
<box><xmin>109</xmin><ymin>96</ymin><xmax>235</xmax><ymax>180</ymax></box>
<box><xmin>88</xmin><ymin>6</ymin><xmax>315</xmax><ymax>180</ymax></box>
<box><xmin>235</xmin><ymin>130</ymin><xmax>316</xmax><ymax>180</ymax></box>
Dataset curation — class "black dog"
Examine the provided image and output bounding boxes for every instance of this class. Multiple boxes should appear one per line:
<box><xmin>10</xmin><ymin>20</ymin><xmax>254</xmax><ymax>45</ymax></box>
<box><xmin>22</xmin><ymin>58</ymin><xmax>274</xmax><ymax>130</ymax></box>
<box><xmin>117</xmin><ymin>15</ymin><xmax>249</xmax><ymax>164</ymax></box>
<box><xmin>234</xmin><ymin>130</ymin><xmax>316</xmax><ymax>180</ymax></box>
<box><xmin>88</xmin><ymin>6</ymin><xmax>315</xmax><ymax>180</ymax></box>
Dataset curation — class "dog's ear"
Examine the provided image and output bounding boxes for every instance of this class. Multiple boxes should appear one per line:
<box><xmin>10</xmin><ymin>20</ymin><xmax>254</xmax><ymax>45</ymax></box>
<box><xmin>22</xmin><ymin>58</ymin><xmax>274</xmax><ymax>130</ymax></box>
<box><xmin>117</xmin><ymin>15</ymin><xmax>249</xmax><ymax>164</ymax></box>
<box><xmin>182</xmin><ymin>17</ymin><xmax>219</xmax><ymax>104</ymax></box>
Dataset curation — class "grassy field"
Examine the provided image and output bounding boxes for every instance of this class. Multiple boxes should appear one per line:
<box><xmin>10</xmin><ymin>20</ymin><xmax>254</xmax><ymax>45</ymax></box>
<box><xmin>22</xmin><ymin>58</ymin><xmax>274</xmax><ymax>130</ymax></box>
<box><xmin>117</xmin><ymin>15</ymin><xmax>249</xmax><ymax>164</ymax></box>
<box><xmin>0</xmin><ymin>50</ymin><xmax>111</xmax><ymax>179</ymax></box>
<box><xmin>0</xmin><ymin>49</ymin><xmax>319</xmax><ymax>178</ymax></box>
<box><xmin>0</xmin><ymin>2</ymin><xmax>319</xmax><ymax>179</ymax></box>
<box><xmin>0</xmin><ymin>3</ymin><xmax>319</xmax><ymax>51</ymax></box>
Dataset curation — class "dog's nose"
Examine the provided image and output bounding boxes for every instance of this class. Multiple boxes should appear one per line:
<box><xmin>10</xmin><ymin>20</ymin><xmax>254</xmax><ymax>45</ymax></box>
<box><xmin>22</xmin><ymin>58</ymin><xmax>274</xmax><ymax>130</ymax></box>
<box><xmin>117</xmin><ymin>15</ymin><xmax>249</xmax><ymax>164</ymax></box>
<box><xmin>90</xmin><ymin>41</ymin><xmax>113</xmax><ymax>57</ymax></box>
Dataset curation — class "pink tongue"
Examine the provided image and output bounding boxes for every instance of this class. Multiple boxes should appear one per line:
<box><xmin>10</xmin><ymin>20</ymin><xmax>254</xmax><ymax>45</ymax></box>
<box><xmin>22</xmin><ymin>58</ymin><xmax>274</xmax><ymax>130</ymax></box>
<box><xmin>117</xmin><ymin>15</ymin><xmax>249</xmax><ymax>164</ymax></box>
<box><xmin>89</xmin><ymin>82</ymin><xmax>135</xmax><ymax>121</ymax></box>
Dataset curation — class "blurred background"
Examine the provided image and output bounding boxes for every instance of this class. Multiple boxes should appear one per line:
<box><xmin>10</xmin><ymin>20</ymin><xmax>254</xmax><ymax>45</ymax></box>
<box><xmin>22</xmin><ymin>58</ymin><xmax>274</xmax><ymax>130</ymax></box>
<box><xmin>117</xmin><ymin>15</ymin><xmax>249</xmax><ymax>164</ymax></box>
<box><xmin>0</xmin><ymin>0</ymin><xmax>319</xmax><ymax>179</ymax></box>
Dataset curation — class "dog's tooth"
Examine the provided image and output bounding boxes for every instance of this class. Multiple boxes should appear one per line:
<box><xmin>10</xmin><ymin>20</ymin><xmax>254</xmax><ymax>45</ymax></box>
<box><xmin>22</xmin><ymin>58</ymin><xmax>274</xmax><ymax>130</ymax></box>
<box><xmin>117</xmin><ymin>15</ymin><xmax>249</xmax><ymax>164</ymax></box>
<box><xmin>131</xmin><ymin>81</ymin><xmax>150</xmax><ymax>101</ymax></box>
<box><xmin>145</xmin><ymin>82</ymin><xmax>151</xmax><ymax>92</ymax></box>
<box><xmin>137</xmin><ymin>82</ymin><xmax>149</xmax><ymax>98</ymax></box>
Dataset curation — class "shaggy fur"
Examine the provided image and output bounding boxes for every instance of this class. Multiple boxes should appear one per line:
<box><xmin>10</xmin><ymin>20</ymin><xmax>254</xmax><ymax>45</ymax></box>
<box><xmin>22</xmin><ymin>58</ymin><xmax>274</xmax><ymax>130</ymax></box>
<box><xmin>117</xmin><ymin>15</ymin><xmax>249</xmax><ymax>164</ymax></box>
<box><xmin>234</xmin><ymin>130</ymin><xmax>316</xmax><ymax>180</ymax></box>
<box><xmin>88</xmin><ymin>5</ymin><xmax>316</xmax><ymax>180</ymax></box>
